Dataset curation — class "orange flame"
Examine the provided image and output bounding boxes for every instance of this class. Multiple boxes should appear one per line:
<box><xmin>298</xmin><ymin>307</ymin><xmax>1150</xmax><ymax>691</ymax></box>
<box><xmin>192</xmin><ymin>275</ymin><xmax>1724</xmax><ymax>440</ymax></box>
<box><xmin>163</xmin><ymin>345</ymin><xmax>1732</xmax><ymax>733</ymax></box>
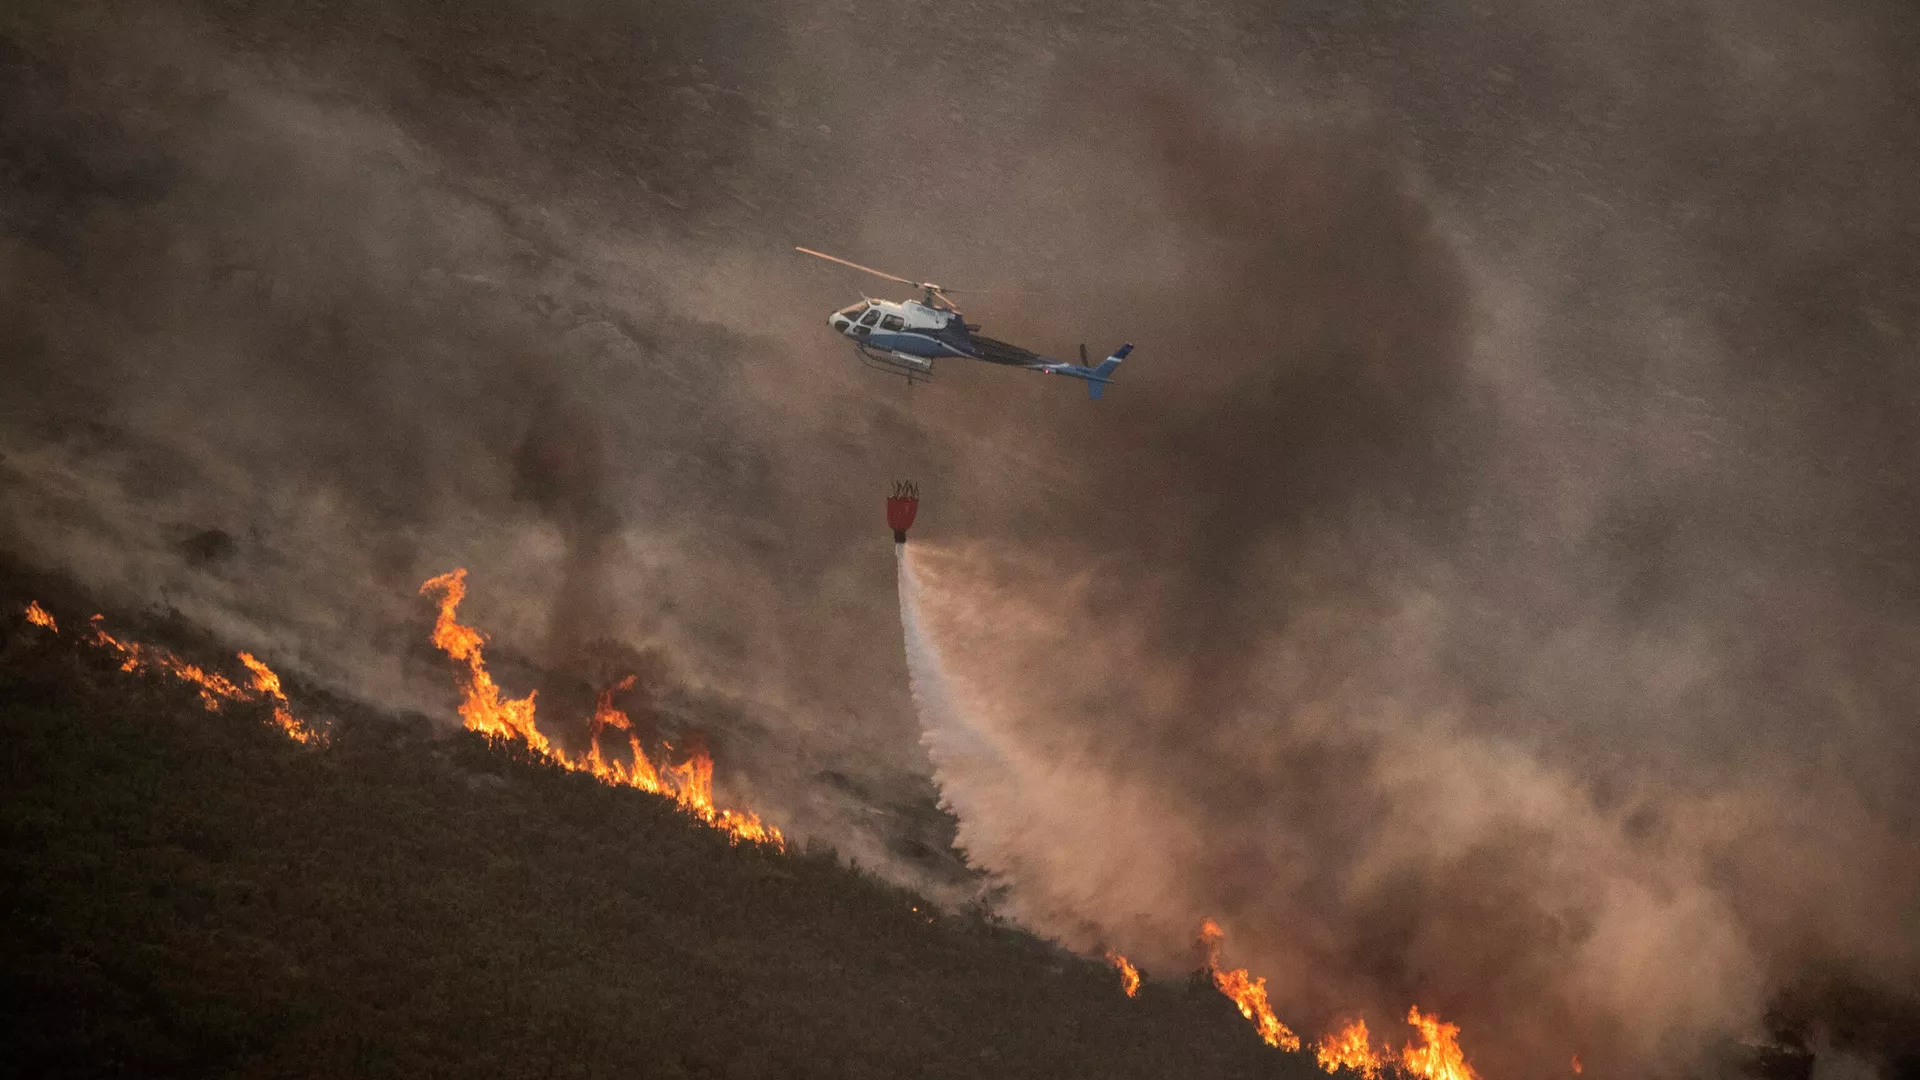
<box><xmin>1571</xmin><ymin>1054</ymin><xmax>1582</xmax><ymax>1074</ymax></box>
<box><xmin>666</xmin><ymin>747</ymin><xmax>785</xmax><ymax>847</ymax></box>
<box><xmin>90</xmin><ymin>615</ymin><xmax>247</xmax><ymax>710</ymax></box>
<box><xmin>1316</xmin><ymin>1018</ymin><xmax>1384</xmax><ymax>1077</ymax></box>
<box><xmin>418</xmin><ymin>570</ymin><xmax>548</xmax><ymax>755</ymax></box>
<box><xmin>417</xmin><ymin>569</ymin><xmax>783</xmax><ymax>849</ymax></box>
<box><xmin>1402</xmin><ymin>1006</ymin><xmax>1481</xmax><ymax>1080</ymax></box>
<box><xmin>27</xmin><ymin>603</ymin><xmax>320</xmax><ymax>743</ymax></box>
<box><xmin>25</xmin><ymin>601</ymin><xmax>58</xmax><ymax>632</ymax></box>
<box><xmin>582</xmin><ymin>675</ymin><xmax>666</xmax><ymax>793</ymax></box>
<box><xmin>1106</xmin><ymin>950</ymin><xmax>1141</xmax><ymax>998</ymax></box>
<box><xmin>239</xmin><ymin>651</ymin><xmax>319</xmax><ymax>744</ymax></box>
<box><xmin>1200</xmin><ymin>919</ymin><xmax>1301</xmax><ymax>1051</ymax></box>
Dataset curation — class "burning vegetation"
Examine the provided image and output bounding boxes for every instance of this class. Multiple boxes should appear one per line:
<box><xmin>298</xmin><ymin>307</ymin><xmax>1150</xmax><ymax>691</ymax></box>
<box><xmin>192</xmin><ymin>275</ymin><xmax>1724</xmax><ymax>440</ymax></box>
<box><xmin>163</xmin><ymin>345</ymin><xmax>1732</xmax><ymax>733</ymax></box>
<box><xmin>4</xmin><ymin>591</ymin><xmax>1352</xmax><ymax>1080</ymax></box>
<box><xmin>18</xmin><ymin>571</ymin><xmax>785</xmax><ymax>853</ymax></box>
<box><xmin>20</xmin><ymin>601</ymin><xmax>322</xmax><ymax>745</ymax></box>
<box><xmin>1199</xmin><ymin>919</ymin><xmax>1302</xmax><ymax>1051</ymax></box>
<box><xmin>19</xmin><ymin>592</ymin><xmax>1505</xmax><ymax>1074</ymax></box>
<box><xmin>25</xmin><ymin>600</ymin><xmax>57</xmax><ymax>631</ymax></box>
<box><xmin>24</xmin><ymin>570</ymin><xmax>786</xmax><ymax>848</ymax></box>
<box><xmin>418</xmin><ymin>569</ymin><xmax>783</xmax><ymax>849</ymax></box>
<box><xmin>1190</xmin><ymin>920</ymin><xmax>1483</xmax><ymax>1079</ymax></box>
<box><xmin>237</xmin><ymin>650</ymin><xmax>317</xmax><ymax>744</ymax></box>
<box><xmin>1401</xmin><ymin>1007</ymin><xmax>1482</xmax><ymax>1080</ymax></box>
<box><xmin>1317</xmin><ymin>1018</ymin><xmax>1384</xmax><ymax>1078</ymax></box>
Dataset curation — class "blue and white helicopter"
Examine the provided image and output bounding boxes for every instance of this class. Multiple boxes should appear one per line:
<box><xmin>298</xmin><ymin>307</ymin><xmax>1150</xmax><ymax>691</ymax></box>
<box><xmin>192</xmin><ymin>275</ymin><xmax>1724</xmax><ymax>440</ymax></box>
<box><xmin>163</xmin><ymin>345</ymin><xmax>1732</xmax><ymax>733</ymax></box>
<box><xmin>798</xmin><ymin>247</ymin><xmax>1132</xmax><ymax>398</ymax></box>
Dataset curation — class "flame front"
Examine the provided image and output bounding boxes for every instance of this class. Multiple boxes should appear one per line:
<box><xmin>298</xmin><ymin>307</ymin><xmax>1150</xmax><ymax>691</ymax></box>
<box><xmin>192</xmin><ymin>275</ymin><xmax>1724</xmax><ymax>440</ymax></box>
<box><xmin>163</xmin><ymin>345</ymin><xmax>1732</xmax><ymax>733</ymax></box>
<box><xmin>417</xmin><ymin>569</ymin><xmax>783</xmax><ymax>849</ymax></box>
<box><xmin>583</xmin><ymin>675</ymin><xmax>665</xmax><ymax>793</ymax></box>
<box><xmin>1200</xmin><ymin>919</ymin><xmax>1301</xmax><ymax>1051</ymax></box>
<box><xmin>419</xmin><ymin>570</ymin><xmax>547</xmax><ymax>754</ymax></box>
<box><xmin>239</xmin><ymin>651</ymin><xmax>318</xmax><ymax>744</ymax></box>
<box><xmin>1402</xmin><ymin>1006</ymin><xmax>1481</xmax><ymax>1080</ymax></box>
<box><xmin>25</xmin><ymin>601</ymin><xmax>58</xmax><ymax>631</ymax></box>
<box><xmin>25</xmin><ymin>595</ymin><xmax>1513</xmax><ymax>1070</ymax></box>
<box><xmin>24</xmin><ymin>602</ymin><xmax>319</xmax><ymax>744</ymax></box>
<box><xmin>665</xmin><ymin>746</ymin><xmax>785</xmax><ymax>847</ymax></box>
<box><xmin>1316</xmin><ymin>1018</ymin><xmax>1384</xmax><ymax>1078</ymax></box>
<box><xmin>91</xmin><ymin>615</ymin><xmax>248</xmax><ymax>710</ymax></box>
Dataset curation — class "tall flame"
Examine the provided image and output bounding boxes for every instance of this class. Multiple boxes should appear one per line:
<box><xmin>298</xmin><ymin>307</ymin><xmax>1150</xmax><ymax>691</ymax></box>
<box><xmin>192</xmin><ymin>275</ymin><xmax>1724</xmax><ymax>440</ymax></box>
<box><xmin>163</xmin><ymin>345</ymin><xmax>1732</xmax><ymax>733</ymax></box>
<box><xmin>417</xmin><ymin>569</ymin><xmax>783</xmax><ymax>849</ymax></box>
<box><xmin>25</xmin><ymin>600</ymin><xmax>58</xmax><ymax>631</ymax></box>
<box><xmin>664</xmin><ymin>747</ymin><xmax>785</xmax><ymax>847</ymax></box>
<box><xmin>418</xmin><ymin>570</ymin><xmax>548</xmax><ymax>755</ymax></box>
<box><xmin>1106</xmin><ymin>951</ymin><xmax>1141</xmax><ymax>998</ymax></box>
<box><xmin>1316</xmin><ymin>1018</ymin><xmax>1384</xmax><ymax>1077</ymax></box>
<box><xmin>1200</xmin><ymin>919</ymin><xmax>1302</xmax><ymax>1051</ymax></box>
<box><xmin>1402</xmin><ymin>1006</ymin><xmax>1481</xmax><ymax>1080</ymax></box>
<box><xmin>582</xmin><ymin>675</ymin><xmax>665</xmax><ymax>792</ymax></box>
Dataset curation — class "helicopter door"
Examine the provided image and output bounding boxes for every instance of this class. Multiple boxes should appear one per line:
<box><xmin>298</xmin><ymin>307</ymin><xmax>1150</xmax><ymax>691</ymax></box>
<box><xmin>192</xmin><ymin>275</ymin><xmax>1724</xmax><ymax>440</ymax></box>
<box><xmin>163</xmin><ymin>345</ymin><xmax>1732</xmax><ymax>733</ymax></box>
<box><xmin>854</xmin><ymin>306</ymin><xmax>882</xmax><ymax>337</ymax></box>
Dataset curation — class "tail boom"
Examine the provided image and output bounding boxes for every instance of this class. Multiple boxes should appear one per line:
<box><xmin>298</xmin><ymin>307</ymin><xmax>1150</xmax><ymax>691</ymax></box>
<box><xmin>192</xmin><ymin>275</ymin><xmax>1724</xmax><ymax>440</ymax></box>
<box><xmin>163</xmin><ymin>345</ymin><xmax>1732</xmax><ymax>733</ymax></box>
<box><xmin>1030</xmin><ymin>343</ymin><xmax>1132</xmax><ymax>398</ymax></box>
<box><xmin>1082</xmin><ymin>343</ymin><xmax>1131</xmax><ymax>399</ymax></box>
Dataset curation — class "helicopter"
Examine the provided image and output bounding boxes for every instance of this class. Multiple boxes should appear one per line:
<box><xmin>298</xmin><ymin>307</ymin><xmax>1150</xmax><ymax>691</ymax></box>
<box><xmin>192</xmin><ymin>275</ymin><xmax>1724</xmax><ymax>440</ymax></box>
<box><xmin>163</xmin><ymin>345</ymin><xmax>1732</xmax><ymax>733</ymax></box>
<box><xmin>797</xmin><ymin>247</ymin><xmax>1132</xmax><ymax>398</ymax></box>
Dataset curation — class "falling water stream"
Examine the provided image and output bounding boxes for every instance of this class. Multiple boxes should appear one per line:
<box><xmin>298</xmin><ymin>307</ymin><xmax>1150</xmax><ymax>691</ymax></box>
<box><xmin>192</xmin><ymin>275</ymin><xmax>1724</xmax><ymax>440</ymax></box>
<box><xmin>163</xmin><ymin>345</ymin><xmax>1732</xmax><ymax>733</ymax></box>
<box><xmin>895</xmin><ymin>543</ymin><xmax>1017</xmax><ymax>836</ymax></box>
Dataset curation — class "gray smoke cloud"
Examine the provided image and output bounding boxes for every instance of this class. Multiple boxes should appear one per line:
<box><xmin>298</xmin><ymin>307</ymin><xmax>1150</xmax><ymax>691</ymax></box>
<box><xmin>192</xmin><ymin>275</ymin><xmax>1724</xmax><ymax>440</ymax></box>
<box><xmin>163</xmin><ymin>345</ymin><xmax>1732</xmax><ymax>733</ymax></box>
<box><xmin>3</xmin><ymin>1</ymin><xmax>1918</xmax><ymax>1076</ymax></box>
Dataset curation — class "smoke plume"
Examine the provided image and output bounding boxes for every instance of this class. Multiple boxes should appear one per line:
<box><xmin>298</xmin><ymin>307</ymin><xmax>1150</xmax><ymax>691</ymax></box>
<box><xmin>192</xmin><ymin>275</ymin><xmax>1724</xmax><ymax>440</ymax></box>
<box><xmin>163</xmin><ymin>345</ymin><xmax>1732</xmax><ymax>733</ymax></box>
<box><xmin>4</xmin><ymin>1</ymin><xmax>1919</xmax><ymax>1076</ymax></box>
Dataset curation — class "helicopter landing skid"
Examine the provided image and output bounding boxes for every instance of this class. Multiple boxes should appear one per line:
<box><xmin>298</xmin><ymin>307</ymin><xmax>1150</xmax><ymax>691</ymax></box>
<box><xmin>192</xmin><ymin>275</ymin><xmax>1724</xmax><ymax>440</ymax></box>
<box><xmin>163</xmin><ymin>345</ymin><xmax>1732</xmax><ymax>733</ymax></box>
<box><xmin>855</xmin><ymin>342</ymin><xmax>932</xmax><ymax>385</ymax></box>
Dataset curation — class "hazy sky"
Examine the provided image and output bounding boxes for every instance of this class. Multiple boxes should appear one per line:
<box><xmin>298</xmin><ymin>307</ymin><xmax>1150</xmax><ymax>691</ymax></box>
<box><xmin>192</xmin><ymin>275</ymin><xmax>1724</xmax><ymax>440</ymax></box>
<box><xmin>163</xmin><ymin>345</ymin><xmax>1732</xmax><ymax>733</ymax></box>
<box><xmin>3</xmin><ymin>2</ymin><xmax>1917</xmax><ymax>1076</ymax></box>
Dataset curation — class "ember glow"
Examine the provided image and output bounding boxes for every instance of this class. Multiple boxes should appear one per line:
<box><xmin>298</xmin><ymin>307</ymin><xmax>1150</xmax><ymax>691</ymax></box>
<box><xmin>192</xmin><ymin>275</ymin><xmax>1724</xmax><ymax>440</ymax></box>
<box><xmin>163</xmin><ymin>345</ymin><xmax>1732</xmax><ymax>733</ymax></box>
<box><xmin>1402</xmin><ymin>1006</ymin><xmax>1481</xmax><ymax>1080</ymax></box>
<box><xmin>1571</xmin><ymin>1054</ymin><xmax>1582</xmax><ymax>1074</ymax></box>
<box><xmin>1316</xmin><ymin>1018</ymin><xmax>1384</xmax><ymax>1078</ymax></box>
<box><xmin>418</xmin><ymin>568</ymin><xmax>783</xmax><ymax>849</ymax></box>
<box><xmin>1106</xmin><ymin>950</ymin><xmax>1141</xmax><ymax>998</ymax></box>
<box><xmin>22</xmin><ymin>601</ymin><xmax>319</xmax><ymax>743</ymax></box>
<box><xmin>1199</xmin><ymin>919</ymin><xmax>1301</xmax><ymax>1051</ymax></box>
<box><xmin>25</xmin><ymin>600</ymin><xmax>57</xmax><ymax>631</ymax></box>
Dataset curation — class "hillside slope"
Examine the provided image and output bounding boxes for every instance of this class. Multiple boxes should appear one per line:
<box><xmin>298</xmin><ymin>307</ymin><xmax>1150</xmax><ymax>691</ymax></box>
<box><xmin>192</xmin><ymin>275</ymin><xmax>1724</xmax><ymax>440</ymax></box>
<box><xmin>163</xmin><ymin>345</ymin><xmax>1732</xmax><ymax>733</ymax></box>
<box><xmin>0</xmin><ymin>573</ymin><xmax>1317</xmax><ymax>1080</ymax></box>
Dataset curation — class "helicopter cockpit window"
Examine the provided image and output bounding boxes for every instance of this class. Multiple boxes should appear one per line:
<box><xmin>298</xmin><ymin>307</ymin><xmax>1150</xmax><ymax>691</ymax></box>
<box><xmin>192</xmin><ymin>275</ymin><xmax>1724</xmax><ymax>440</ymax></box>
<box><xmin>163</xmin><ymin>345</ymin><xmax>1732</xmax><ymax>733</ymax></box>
<box><xmin>858</xmin><ymin>308</ymin><xmax>882</xmax><ymax>327</ymax></box>
<box><xmin>880</xmin><ymin>314</ymin><xmax>904</xmax><ymax>331</ymax></box>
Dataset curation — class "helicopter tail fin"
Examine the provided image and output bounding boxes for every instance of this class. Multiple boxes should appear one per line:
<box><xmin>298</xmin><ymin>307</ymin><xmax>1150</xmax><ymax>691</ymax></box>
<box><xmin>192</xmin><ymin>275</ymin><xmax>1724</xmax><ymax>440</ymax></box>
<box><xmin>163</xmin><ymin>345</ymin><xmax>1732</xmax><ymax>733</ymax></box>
<box><xmin>1085</xmin><ymin>343</ymin><xmax>1132</xmax><ymax>400</ymax></box>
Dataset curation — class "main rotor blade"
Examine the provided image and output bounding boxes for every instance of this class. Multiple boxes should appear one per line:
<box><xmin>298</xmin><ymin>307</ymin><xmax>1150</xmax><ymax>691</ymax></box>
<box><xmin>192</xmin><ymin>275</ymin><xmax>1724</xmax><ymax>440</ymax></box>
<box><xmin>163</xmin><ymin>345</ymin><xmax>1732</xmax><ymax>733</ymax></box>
<box><xmin>795</xmin><ymin>247</ymin><xmax>925</xmax><ymax>289</ymax></box>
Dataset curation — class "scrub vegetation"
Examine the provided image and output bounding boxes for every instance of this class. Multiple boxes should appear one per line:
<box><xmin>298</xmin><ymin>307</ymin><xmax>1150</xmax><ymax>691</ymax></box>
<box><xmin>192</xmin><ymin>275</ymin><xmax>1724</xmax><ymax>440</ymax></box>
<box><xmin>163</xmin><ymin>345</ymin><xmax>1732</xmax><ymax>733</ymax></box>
<box><xmin>0</xmin><ymin>563</ymin><xmax>1319</xmax><ymax>1080</ymax></box>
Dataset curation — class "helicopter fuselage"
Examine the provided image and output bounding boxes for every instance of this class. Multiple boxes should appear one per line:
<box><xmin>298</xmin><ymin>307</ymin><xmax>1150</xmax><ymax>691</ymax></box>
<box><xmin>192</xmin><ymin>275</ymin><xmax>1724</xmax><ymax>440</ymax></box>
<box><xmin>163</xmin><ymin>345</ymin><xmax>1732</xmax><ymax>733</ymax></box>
<box><xmin>827</xmin><ymin>296</ymin><xmax>1054</xmax><ymax>373</ymax></box>
<box><xmin>800</xmin><ymin>243</ymin><xmax>1131</xmax><ymax>396</ymax></box>
<box><xmin>800</xmin><ymin>245</ymin><xmax>1129</xmax><ymax>396</ymax></box>
<box><xmin>828</xmin><ymin>298</ymin><xmax>971</xmax><ymax>366</ymax></box>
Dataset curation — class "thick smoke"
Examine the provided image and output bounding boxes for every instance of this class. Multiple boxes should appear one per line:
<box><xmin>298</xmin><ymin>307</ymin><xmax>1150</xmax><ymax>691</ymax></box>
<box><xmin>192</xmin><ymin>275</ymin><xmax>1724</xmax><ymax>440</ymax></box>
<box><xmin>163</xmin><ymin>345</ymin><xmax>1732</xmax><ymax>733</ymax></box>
<box><xmin>0</xmin><ymin>0</ymin><xmax>938</xmax><ymax>868</ymax></box>
<box><xmin>509</xmin><ymin>386</ymin><xmax>623</xmax><ymax>661</ymax></box>
<box><xmin>845</xmin><ymin>16</ymin><xmax>1920</xmax><ymax>1080</ymax></box>
<box><xmin>4</xmin><ymin>1</ymin><xmax>1919</xmax><ymax>1077</ymax></box>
